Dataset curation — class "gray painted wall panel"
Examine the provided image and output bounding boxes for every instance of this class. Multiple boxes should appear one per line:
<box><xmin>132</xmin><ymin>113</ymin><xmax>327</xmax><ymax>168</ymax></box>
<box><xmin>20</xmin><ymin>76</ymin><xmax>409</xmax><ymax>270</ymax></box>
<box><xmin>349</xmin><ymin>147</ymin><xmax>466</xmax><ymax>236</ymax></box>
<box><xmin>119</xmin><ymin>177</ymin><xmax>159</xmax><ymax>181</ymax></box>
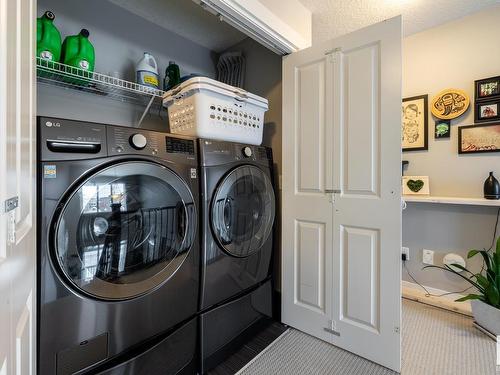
<box><xmin>403</xmin><ymin>204</ymin><xmax>499</xmax><ymax>292</ymax></box>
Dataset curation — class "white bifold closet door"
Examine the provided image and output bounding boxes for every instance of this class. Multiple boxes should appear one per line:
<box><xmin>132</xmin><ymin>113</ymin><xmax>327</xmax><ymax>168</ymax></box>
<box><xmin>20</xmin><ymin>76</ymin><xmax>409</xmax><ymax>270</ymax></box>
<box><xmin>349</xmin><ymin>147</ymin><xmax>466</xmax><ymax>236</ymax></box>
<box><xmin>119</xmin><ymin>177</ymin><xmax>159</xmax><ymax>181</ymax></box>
<box><xmin>282</xmin><ymin>17</ymin><xmax>402</xmax><ymax>372</ymax></box>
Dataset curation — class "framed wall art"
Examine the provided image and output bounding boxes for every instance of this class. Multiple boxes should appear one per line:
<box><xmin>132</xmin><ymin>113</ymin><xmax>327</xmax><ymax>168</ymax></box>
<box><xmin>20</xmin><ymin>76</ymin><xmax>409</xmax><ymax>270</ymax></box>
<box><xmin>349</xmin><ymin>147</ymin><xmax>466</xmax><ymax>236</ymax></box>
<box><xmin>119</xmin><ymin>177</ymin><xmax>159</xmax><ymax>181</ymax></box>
<box><xmin>475</xmin><ymin>76</ymin><xmax>500</xmax><ymax>101</ymax></box>
<box><xmin>402</xmin><ymin>95</ymin><xmax>428</xmax><ymax>151</ymax></box>
<box><xmin>435</xmin><ymin>119</ymin><xmax>450</xmax><ymax>139</ymax></box>
<box><xmin>430</xmin><ymin>88</ymin><xmax>470</xmax><ymax>120</ymax></box>
<box><xmin>474</xmin><ymin>100</ymin><xmax>500</xmax><ymax>123</ymax></box>
<box><xmin>402</xmin><ymin>176</ymin><xmax>430</xmax><ymax>195</ymax></box>
<box><xmin>458</xmin><ymin>123</ymin><xmax>500</xmax><ymax>154</ymax></box>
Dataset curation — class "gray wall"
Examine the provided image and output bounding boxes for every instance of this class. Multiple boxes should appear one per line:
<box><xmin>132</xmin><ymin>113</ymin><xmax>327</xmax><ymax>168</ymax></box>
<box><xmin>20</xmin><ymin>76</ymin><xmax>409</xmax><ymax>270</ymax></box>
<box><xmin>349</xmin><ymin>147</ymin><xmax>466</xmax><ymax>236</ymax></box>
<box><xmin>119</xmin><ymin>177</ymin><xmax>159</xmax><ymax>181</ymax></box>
<box><xmin>402</xmin><ymin>7</ymin><xmax>500</xmax><ymax>292</ymax></box>
<box><xmin>223</xmin><ymin>38</ymin><xmax>283</xmax><ymax>290</ymax></box>
<box><xmin>37</xmin><ymin>0</ymin><xmax>217</xmax><ymax>130</ymax></box>
<box><xmin>403</xmin><ymin>204</ymin><xmax>498</xmax><ymax>291</ymax></box>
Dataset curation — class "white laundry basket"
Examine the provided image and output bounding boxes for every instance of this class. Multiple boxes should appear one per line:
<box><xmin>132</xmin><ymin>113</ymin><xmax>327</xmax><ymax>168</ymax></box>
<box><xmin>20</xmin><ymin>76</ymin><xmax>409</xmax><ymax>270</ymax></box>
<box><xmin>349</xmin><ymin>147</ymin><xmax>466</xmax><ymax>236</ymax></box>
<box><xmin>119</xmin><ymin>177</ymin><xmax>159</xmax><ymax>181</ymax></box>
<box><xmin>163</xmin><ymin>77</ymin><xmax>268</xmax><ymax>145</ymax></box>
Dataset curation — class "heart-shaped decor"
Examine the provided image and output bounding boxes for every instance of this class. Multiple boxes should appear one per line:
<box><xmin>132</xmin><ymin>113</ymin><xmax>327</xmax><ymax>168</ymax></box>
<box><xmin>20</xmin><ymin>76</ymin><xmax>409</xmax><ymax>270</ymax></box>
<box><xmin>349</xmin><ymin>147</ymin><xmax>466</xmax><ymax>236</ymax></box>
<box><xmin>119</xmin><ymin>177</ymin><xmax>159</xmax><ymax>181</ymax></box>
<box><xmin>407</xmin><ymin>179</ymin><xmax>424</xmax><ymax>193</ymax></box>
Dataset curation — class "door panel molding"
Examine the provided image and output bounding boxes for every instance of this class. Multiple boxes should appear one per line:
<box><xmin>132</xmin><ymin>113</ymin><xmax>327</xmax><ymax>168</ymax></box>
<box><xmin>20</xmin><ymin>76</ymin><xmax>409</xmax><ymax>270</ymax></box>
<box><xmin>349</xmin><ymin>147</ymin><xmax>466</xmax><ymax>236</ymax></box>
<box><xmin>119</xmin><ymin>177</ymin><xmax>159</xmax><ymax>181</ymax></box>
<box><xmin>294</xmin><ymin>219</ymin><xmax>325</xmax><ymax>313</ymax></box>
<box><xmin>340</xmin><ymin>225</ymin><xmax>380</xmax><ymax>333</ymax></box>
<box><xmin>294</xmin><ymin>59</ymin><xmax>326</xmax><ymax>194</ymax></box>
<box><xmin>341</xmin><ymin>43</ymin><xmax>381</xmax><ymax>197</ymax></box>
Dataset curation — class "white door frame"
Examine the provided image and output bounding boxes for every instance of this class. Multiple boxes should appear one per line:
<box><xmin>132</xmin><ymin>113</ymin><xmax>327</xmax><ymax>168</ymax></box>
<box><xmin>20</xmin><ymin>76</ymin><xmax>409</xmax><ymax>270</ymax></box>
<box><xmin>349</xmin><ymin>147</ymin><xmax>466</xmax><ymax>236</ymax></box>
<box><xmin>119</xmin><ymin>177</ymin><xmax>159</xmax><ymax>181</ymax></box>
<box><xmin>0</xmin><ymin>0</ymin><xmax>37</xmax><ymax>373</ymax></box>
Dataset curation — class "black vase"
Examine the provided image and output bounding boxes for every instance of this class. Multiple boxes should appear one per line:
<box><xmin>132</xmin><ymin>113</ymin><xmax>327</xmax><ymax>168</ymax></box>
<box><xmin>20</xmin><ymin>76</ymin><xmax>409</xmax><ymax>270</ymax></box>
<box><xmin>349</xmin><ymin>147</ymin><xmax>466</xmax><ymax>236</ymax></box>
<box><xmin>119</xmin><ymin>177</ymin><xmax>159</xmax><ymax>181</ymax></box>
<box><xmin>484</xmin><ymin>172</ymin><xmax>500</xmax><ymax>200</ymax></box>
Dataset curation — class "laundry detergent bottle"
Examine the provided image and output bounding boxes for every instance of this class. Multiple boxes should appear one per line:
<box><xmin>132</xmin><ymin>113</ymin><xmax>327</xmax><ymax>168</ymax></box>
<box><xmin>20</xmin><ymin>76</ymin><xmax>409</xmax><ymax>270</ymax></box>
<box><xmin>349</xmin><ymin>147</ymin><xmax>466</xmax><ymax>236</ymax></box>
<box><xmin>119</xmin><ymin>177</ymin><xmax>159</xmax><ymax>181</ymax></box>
<box><xmin>61</xmin><ymin>29</ymin><xmax>95</xmax><ymax>72</ymax></box>
<box><xmin>37</xmin><ymin>11</ymin><xmax>62</xmax><ymax>62</ymax></box>
<box><xmin>136</xmin><ymin>52</ymin><xmax>159</xmax><ymax>89</ymax></box>
<box><xmin>163</xmin><ymin>61</ymin><xmax>180</xmax><ymax>91</ymax></box>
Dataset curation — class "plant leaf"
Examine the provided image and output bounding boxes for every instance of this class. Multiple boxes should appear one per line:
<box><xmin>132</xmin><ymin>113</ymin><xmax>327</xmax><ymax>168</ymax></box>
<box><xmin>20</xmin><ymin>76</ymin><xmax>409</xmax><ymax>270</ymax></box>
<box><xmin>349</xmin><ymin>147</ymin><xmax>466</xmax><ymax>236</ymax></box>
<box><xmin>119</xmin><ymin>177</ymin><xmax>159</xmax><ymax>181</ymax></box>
<box><xmin>486</xmin><ymin>284</ymin><xmax>500</xmax><ymax>307</ymax></box>
<box><xmin>467</xmin><ymin>249</ymin><xmax>480</xmax><ymax>259</ymax></box>
<box><xmin>477</xmin><ymin>250</ymin><xmax>492</xmax><ymax>271</ymax></box>
<box><xmin>448</xmin><ymin>263</ymin><xmax>474</xmax><ymax>275</ymax></box>
<box><xmin>424</xmin><ymin>265</ymin><xmax>484</xmax><ymax>292</ymax></box>
<box><xmin>474</xmin><ymin>274</ymin><xmax>490</xmax><ymax>290</ymax></box>
<box><xmin>455</xmin><ymin>294</ymin><xmax>484</xmax><ymax>302</ymax></box>
<box><xmin>487</xmin><ymin>269</ymin><xmax>496</xmax><ymax>283</ymax></box>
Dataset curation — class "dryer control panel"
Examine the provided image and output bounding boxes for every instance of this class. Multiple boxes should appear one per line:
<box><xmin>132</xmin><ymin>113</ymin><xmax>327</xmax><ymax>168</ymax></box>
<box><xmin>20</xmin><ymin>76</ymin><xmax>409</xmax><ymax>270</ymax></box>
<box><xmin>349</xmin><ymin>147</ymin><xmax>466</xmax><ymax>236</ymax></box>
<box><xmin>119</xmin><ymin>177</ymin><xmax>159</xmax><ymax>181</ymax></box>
<box><xmin>199</xmin><ymin>138</ymin><xmax>272</xmax><ymax>167</ymax></box>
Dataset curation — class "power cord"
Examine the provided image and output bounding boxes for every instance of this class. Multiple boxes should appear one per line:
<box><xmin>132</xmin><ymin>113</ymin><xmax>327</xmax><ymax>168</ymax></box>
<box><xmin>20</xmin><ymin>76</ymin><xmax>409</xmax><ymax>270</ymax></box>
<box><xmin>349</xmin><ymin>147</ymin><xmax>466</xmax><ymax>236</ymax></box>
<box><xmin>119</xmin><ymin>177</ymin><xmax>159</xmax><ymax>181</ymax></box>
<box><xmin>402</xmin><ymin>206</ymin><xmax>500</xmax><ymax>298</ymax></box>
<box><xmin>403</xmin><ymin>260</ymin><xmax>474</xmax><ymax>298</ymax></box>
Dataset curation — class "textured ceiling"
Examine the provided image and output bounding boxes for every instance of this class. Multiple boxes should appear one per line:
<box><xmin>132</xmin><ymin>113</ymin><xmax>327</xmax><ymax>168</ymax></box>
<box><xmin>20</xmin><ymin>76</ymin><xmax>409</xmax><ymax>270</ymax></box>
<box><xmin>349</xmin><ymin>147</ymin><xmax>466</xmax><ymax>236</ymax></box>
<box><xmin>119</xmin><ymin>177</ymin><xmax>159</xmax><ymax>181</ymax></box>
<box><xmin>298</xmin><ymin>0</ymin><xmax>500</xmax><ymax>44</ymax></box>
<box><xmin>108</xmin><ymin>0</ymin><xmax>247</xmax><ymax>52</ymax></box>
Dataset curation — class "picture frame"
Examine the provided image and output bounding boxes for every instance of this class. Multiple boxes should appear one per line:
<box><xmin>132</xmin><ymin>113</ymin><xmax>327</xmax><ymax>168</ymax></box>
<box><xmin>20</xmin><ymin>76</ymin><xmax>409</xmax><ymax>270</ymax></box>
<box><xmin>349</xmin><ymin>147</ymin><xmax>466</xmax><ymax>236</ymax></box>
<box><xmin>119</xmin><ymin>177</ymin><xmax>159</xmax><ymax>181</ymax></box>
<box><xmin>475</xmin><ymin>76</ymin><xmax>500</xmax><ymax>102</ymax></box>
<box><xmin>458</xmin><ymin>123</ymin><xmax>500</xmax><ymax>154</ymax></box>
<box><xmin>434</xmin><ymin>119</ymin><xmax>451</xmax><ymax>139</ymax></box>
<box><xmin>402</xmin><ymin>95</ymin><xmax>428</xmax><ymax>151</ymax></box>
<box><xmin>474</xmin><ymin>100</ymin><xmax>500</xmax><ymax>123</ymax></box>
<box><xmin>402</xmin><ymin>176</ymin><xmax>430</xmax><ymax>195</ymax></box>
<box><xmin>430</xmin><ymin>88</ymin><xmax>470</xmax><ymax>120</ymax></box>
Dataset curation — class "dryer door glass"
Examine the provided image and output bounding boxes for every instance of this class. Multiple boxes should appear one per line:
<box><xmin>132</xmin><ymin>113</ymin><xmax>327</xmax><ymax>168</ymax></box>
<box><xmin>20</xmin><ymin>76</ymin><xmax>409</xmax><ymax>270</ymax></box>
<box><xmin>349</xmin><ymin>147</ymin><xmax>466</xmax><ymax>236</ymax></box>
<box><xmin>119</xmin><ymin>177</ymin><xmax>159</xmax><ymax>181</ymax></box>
<box><xmin>54</xmin><ymin>161</ymin><xmax>196</xmax><ymax>300</ymax></box>
<box><xmin>211</xmin><ymin>165</ymin><xmax>275</xmax><ymax>257</ymax></box>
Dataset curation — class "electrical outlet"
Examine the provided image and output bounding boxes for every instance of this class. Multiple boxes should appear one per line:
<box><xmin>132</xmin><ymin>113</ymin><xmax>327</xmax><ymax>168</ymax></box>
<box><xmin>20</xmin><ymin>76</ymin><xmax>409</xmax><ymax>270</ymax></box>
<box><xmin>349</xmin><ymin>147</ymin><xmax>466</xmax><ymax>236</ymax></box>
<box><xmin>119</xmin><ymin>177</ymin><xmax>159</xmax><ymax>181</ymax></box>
<box><xmin>402</xmin><ymin>247</ymin><xmax>410</xmax><ymax>261</ymax></box>
<box><xmin>422</xmin><ymin>249</ymin><xmax>434</xmax><ymax>265</ymax></box>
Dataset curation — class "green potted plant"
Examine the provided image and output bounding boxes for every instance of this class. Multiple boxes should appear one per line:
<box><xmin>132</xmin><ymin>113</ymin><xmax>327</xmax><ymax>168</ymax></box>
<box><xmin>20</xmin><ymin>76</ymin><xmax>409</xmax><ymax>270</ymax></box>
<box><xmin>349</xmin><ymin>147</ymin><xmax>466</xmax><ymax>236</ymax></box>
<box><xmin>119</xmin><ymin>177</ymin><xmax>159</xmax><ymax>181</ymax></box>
<box><xmin>425</xmin><ymin>236</ymin><xmax>500</xmax><ymax>335</ymax></box>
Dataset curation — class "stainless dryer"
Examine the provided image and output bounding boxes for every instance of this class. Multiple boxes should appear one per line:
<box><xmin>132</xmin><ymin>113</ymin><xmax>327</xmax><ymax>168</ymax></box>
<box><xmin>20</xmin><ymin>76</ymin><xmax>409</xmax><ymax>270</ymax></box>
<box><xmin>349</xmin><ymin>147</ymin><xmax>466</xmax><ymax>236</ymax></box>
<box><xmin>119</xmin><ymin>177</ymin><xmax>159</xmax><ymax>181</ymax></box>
<box><xmin>198</xmin><ymin>139</ymin><xmax>276</xmax><ymax>372</ymax></box>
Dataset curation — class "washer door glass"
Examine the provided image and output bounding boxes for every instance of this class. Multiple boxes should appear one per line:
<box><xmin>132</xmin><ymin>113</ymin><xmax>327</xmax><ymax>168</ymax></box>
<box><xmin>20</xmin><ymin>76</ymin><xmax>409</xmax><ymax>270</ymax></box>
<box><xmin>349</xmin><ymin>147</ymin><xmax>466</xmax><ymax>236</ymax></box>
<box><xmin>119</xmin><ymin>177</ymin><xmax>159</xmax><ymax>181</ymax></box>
<box><xmin>211</xmin><ymin>165</ymin><xmax>275</xmax><ymax>257</ymax></box>
<box><xmin>54</xmin><ymin>161</ymin><xmax>196</xmax><ymax>300</ymax></box>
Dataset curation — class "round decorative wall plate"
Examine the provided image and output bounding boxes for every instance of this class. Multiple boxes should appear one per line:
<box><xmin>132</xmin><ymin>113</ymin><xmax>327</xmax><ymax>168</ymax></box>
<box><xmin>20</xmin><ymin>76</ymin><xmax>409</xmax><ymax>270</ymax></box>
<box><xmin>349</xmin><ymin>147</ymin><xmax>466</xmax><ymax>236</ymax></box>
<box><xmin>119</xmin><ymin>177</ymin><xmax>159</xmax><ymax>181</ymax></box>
<box><xmin>431</xmin><ymin>89</ymin><xmax>470</xmax><ymax>120</ymax></box>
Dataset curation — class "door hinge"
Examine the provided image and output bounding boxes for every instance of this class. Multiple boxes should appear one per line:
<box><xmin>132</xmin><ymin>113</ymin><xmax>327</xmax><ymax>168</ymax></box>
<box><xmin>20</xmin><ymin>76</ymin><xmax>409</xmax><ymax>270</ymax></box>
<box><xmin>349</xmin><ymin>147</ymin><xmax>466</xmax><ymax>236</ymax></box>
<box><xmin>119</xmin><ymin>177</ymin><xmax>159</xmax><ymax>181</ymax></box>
<box><xmin>325</xmin><ymin>47</ymin><xmax>342</xmax><ymax>55</ymax></box>
<box><xmin>4</xmin><ymin>196</ymin><xmax>18</xmax><ymax>245</ymax></box>
<box><xmin>324</xmin><ymin>320</ymin><xmax>340</xmax><ymax>336</ymax></box>
<box><xmin>4</xmin><ymin>196</ymin><xmax>18</xmax><ymax>213</ymax></box>
<box><xmin>394</xmin><ymin>326</ymin><xmax>400</xmax><ymax>334</ymax></box>
<box><xmin>325</xmin><ymin>190</ymin><xmax>339</xmax><ymax>204</ymax></box>
<box><xmin>7</xmin><ymin>210</ymin><xmax>16</xmax><ymax>244</ymax></box>
<box><xmin>325</xmin><ymin>47</ymin><xmax>342</xmax><ymax>63</ymax></box>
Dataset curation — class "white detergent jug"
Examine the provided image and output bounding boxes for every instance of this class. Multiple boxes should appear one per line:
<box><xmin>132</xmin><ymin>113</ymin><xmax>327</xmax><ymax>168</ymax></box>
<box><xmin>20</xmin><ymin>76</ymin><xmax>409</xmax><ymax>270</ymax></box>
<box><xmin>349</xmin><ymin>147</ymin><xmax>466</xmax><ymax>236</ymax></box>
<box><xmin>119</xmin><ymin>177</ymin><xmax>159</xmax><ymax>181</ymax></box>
<box><xmin>136</xmin><ymin>52</ymin><xmax>159</xmax><ymax>89</ymax></box>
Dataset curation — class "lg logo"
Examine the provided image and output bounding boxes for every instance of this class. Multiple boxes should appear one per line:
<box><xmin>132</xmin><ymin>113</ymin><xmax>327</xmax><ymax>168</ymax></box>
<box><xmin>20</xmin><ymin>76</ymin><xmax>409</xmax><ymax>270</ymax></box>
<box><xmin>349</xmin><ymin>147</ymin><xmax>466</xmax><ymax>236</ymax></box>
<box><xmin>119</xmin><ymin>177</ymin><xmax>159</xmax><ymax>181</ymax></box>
<box><xmin>45</xmin><ymin>121</ymin><xmax>61</xmax><ymax>127</ymax></box>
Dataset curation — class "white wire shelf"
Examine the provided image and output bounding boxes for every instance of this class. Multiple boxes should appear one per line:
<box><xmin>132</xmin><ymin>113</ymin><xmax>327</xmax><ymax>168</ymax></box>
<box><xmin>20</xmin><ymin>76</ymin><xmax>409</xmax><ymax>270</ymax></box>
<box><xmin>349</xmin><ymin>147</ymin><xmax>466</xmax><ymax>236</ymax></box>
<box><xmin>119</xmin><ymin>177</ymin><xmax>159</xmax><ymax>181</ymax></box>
<box><xmin>36</xmin><ymin>57</ymin><xmax>166</xmax><ymax>109</ymax></box>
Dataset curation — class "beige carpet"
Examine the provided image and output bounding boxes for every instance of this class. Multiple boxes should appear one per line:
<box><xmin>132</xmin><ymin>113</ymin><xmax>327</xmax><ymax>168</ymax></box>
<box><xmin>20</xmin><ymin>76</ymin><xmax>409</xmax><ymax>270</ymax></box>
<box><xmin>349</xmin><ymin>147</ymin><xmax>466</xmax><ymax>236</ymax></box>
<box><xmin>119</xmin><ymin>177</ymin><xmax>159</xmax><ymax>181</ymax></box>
<box><xmin>237</xmin><ymin>299</ymin><xmax>496</xmax><ymax>375</ymax></box>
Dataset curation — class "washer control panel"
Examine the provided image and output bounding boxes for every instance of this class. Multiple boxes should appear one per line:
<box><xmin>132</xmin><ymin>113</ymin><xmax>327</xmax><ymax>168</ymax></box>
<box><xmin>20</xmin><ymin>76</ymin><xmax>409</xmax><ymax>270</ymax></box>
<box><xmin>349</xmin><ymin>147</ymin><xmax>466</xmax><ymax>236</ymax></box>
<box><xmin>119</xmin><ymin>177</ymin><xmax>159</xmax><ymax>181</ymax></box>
<box><xmin>38</xmin><ymin>116</ymin><xmax>197</xmax><ymax>163</ymax></box>
<box><xmin>166</xmin><ymin>136</ymin><xmax>195</xmax><ymax>155</ymax></box>
<box><xmin>39</xmin><ymin>117</ymin><xmax>107</xmax><ymax>161</ymax></box>
<box><xmin>242</xmin><ymin>146</ymin><xmax>253</xmax><ymax>158</ymax></box>
<box><xmin>129</xmin><ymin>133</ymin><xmax>147</xmax><ymax>150</ymax></box>
<box><xmin>109</xmin><ymin>127</ymin><xmax>160</xmax><ymax>156</ymax></box>
<box><xmin>108</xmin><ymin>126</ymin><xmax>196</xmax><ymax>160</ymax></box>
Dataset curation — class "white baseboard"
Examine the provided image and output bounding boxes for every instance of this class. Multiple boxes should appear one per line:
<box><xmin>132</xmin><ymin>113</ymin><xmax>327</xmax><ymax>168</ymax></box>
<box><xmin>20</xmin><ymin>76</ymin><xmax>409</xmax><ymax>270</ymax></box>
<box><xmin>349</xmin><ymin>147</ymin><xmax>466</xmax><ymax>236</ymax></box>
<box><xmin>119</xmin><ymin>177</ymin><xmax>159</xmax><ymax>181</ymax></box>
<box><xmin>402</xmin><ymin>280</ymin><xmax>472</xmax><ymax>316</ymax></box>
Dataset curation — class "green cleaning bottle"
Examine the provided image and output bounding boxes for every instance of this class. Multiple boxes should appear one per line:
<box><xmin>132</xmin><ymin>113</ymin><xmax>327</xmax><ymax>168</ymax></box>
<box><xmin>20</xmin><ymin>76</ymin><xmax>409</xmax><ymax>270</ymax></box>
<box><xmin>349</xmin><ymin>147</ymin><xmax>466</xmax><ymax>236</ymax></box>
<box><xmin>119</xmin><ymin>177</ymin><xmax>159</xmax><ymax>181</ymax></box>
<box><xmin>61</xmin><ymin>29</ymin><xmax>95</xmax><ymax>71</ymax></box>
<box><xmin>37</xmin><ymin>11</ymin><xmax>62</xmax><ymax>63</ymax></box>
<box><xmin>163</xmin><ymin>61</ymin><xmax>180</xmax><ymax>91</ymax></box>
<box><xmin>61</xmin><ymin>29</ymin><xmax>95</xmax><ymax>85</ymax></box>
